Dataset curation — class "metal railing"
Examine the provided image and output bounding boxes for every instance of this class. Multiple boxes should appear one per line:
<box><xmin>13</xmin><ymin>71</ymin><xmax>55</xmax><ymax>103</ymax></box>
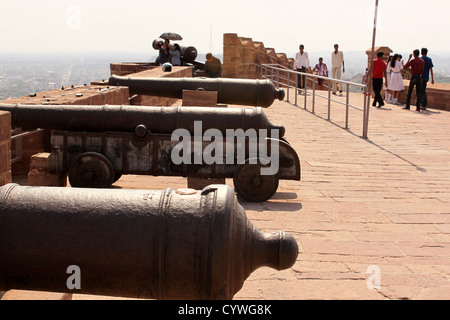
<box><xmin>249</xmin><ymin>63</ymin><xmax>370</xmax><ymax>139</ymax></box>
<box><xmin>10</xmin><ymin>128</ymin><xmax>44</xmax><ymax>164</ymax></box>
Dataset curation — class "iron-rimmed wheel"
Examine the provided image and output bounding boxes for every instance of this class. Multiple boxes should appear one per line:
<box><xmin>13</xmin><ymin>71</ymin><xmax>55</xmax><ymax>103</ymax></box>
<box><xmin>233</xmin><ymin>161</ymin><xmax>279</xmax><ymax>202</ymax></box>
<box><xmin>68</xmin><ymin>152</ymin><xmax>114</xmax><ymax>188</ymax></box>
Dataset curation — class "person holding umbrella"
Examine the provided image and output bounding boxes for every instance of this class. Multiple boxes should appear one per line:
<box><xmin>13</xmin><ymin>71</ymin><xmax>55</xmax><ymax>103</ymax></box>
<box><xmin>156</xmin><ymin>39</ymin><xmax>171</xmax><ymax>65</ymax></box>
<box><xmin>156</xmin><ymin>32</ymin><xmax>183</xmax><ymax>66</ymax></box>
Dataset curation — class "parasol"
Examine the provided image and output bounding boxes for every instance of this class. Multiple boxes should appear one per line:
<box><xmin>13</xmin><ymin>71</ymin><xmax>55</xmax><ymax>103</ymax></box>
<box><xmin>159</xmin><ymin>32</ymin><xmax>183</xmax><ymax>41</ymax></box>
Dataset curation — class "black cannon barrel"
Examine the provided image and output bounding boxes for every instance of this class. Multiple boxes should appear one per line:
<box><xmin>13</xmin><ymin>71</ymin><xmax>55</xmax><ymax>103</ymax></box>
<box><xmin>0</xmin><ymin>183</ymin><xmax>299</xmax><ymax>300</ymax></box>
<box><xmin>108</xmin><ymin>75</ymin><xmax>286</xmax><ymax>108</ymax></box>
<box><xmin>179</xmin><ymin>45</ymin><xmax>198</xmax><ymax>63</ymax></box>
<box><xmin>0</xmin><ymin>103</ymin><xmax>285</xmax><ymax>137</ymax></box>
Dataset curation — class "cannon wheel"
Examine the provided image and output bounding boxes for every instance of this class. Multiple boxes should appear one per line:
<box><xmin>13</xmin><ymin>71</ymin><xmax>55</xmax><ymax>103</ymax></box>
<box><xmin>233</xmin><ymin>161</ymin><xmax>279</xmax><ymax>202</ymax></box>
<box><xmin>68</xmin><ymin>152</ymin><xmax>114</xmax><ymax>188</ymax></box>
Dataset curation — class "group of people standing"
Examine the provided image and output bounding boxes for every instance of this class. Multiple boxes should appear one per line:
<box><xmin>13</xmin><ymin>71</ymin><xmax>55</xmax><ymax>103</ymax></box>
<box><xmin>294</xmin><ymin>44</ymin><xmax>346</xmax><ymax>95</ymax></box>
<box><xmin>156</xmin><ymin>39</ymin><xmax>182</xmax><ymax>66</ymax></box>
<box><xmin>156</xmin><ymin>39</ymin><xmax>222</xmax><ymax>78</ymax></box>
<box><xmin>371</xmin><ymin>48</ymin><xmax>435</xmax><ymax>112</ymax></box>
<box><xmin>293</xmin><ymin>43</ymin><xmax>435</xmax><ymax>112</ymax></box>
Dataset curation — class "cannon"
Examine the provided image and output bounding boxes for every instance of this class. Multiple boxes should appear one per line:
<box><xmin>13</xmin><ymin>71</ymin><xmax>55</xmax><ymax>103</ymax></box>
<box><xmin>108</xmin><ymin>75</ymin><xmax>286</xmax><ymax>108</ymax></box>
<box><xmin>2</xmin><ymin>103</ymin><xmax>285</xmax><ymax>135</ymax></box>
<box><xmin>0</xmin><ymin>183</ymin><xmax>299</xmax><ymax>300</ymax></box>
<box><xmin>0</xmin><ymin>103</ymin><xmax>300</xmax><ymax>202</ymax></box>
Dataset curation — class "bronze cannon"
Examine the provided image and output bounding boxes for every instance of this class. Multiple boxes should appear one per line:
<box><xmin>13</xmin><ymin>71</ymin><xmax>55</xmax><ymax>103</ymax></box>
<box><xmin>0</xmin><ymin>183</ymin><xmax>299</xmax><ymax>300</ymax></box>
<box><xmin>108</xmin><ymin>75</ymin><xmax>286</xmax><ymax>108</ymax></box>
<box><xmin>0</xmin><ymin>103</ymin><xmax>300</xmax><ymax>202</ymax></box>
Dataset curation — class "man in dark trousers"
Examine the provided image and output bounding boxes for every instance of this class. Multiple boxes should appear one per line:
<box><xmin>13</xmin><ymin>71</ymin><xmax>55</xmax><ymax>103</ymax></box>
<box><xmin>420</xmin><ymin>48</ymin><xmax>434</xmax><ymax>111</ymax></box>
<box><xmin>205</xmin><ymin>53</ymin><xmax>222</xmax><ymax>78</ymax></box>
<box><xmin>372</xmin><ymin>51</ymin><xmax>388</xmax><ymax>108</ymax></box>
<box><xmin>403</xmin><ymin>49</ymin><xmax>425</xmax><ymax>111</ymax></box>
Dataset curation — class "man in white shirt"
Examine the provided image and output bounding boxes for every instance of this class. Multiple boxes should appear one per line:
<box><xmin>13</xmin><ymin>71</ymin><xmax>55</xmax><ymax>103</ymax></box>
<box><xmin>294</xmin><ymin>44</ymin><xmax>310</xmax><ymax>91</ymax></box>
<box><xmin>331</xmin><ymin>44</ymin><xmax>345</xmax><ymax>94</ymax></box>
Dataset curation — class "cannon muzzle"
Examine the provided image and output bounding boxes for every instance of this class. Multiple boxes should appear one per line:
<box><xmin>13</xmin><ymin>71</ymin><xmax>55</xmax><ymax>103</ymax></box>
<box><xmin>0</xmin><ymin>183</ymin><xmax>299</xmax><ymax>300</ymax></box>
<box><xmin>109</xmin><ymin>75</ymin><xmax>285</xmax><ymax>108</ymax></box>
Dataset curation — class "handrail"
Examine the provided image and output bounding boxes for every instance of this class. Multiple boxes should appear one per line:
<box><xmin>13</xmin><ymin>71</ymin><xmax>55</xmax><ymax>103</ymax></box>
<box><xmin>245</xmin><ymin>63</ymin><xmax>370</xmax><ymax>139</ymax></box>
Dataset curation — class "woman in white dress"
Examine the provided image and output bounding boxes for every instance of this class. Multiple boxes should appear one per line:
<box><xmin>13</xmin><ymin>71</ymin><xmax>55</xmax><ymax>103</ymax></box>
<box><xmin>385</xmin><ymin>55</ymin><xmax>393</xmax><ymax>103</ymax></box>
<box><xmin>387</xmin><ymin>54</ymin><xmax>405</xmax><ymax>105</ymax></box>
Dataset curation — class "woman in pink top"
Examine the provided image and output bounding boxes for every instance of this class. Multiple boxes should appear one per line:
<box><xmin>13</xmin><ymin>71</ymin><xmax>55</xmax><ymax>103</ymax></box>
<box><xmin>313</xmin><ymin>57</ymin><xmax>329</xmax><ymax>86</ymax></box>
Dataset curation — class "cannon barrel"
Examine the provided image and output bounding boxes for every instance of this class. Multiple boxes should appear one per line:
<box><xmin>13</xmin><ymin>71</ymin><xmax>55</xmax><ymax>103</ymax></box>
<box><xmin>179</xmin><ymin>45</ymin><xmax>198</xmax><ymax>63</ymax></box>
<box><xmin>108</xmin><ymin>75</ymin><xmax>286</xmax><ymax>108</ymax></box>
<box><xmin>0</xmin><ymin>103</ymin><xmax>286</xmax><ymax>137</ymax></box>
<box><xmin>0</xmin><ymin>183</ymin><xmax>299</xmax><ymax>300</ymax></box>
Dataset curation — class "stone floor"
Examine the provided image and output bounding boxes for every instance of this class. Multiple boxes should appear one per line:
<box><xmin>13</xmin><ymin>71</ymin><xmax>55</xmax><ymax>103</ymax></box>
<box><xmin>3</xmin><ymin>91</ymin><xmax>450</xmax><ymax>300</ymax></box>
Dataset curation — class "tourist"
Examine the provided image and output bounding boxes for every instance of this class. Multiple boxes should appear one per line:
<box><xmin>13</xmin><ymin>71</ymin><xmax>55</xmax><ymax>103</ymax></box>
<box><xmin>331</xmin><ymin>44</ymin><xmax>345</xmax><ymax>95</ymax></box>
<box><xmin>403</xmin><ymin>49</ymin><xmax>425</xmax><ymax>111</ymax></box>
<box><xmin>385</xmin><ymin>55</ymin><xmax>393</xmax><ymax>103</ymax></box>
<box><xmin>387</xmin><ymin>54</ymin><xmax>405</xmax><ymax>105</ymax></box>
<box><xmin>204</xmin><ymin>53</ymin><xmax>222</xmax><ymax>78</ymax></box>
<box><xmin>294</xmin><ymin>44</ymin><xmax>310</xmax><ymax>93</ymax></box>
<box><xmin>362</xmin><ymin>68</ymin><xmax>369</xmax><ymax>92</ymax></box>
<box><xmin>157</xmin><ymin>39</ymin><xmax>171</xmax><ymax>66</ymax></box>
<box><xmin>420</xmin><ymin>48</ymin><xmax>435</xmax><ymax>111</ymax></box>
<box><xmin>170</xmin><ymin>44</ymin><xmax>182</xmax><ymax>66</ymax></box>
<box><xmin>371</xmin><ymin>51</ymin><xmax>387</xmax><ymax>108</ymax></box>
<box><xmin>313</xmin><ymin>57</ymin><xmax>328</xmax><ymax>86</ymax></box>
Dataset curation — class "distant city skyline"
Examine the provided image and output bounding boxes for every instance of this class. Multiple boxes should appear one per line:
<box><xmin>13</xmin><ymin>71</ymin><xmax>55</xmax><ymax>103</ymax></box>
<box><xmin>1</xmin><ymin>0</ymin><xmax>449</xmax><ymax>56</ymax></box>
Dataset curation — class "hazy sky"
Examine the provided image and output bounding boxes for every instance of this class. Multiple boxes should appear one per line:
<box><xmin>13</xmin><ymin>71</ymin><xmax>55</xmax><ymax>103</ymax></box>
<box><xmin>1</xmin><ymin>0</ymin><xmax>449</xmax><ymax>56</ymax></box>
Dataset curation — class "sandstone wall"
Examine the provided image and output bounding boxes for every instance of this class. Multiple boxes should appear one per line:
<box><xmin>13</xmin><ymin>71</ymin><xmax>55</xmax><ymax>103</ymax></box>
<box><xmin>222</xmin><ymin>33</ymin><xmax>294</xmax><ymax>79</ymax></box>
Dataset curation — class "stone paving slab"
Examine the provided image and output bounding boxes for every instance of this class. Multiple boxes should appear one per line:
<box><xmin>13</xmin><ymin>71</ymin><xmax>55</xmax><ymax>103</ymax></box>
<box><xmin>232</xmin><ymin>93</ymin><xmax>450</xmax><ymax>300</ymax></box>
<box><xmin>3</xmin><ymin>92</ymin><xmax>449</xmax><ymax>300</ymax></box>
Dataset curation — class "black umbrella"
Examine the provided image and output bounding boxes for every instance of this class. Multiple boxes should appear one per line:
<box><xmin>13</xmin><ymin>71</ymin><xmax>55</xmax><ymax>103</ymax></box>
<box><xmin>159</xmin><ymin>32</ymin><xmax>183</xmax><ymax>41</ymax></box>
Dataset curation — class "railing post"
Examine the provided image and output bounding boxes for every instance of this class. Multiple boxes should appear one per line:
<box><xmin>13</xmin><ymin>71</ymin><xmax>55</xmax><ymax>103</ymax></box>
<box><xmin>286</xmin><ymin>70</ymin><xmax>290</xmax><ymax>103</ymax></box>
<box><xmin>304</xmin><ymin>74</ymin><xmax>308</xmax><ymax>110</ymax></box>
<box><xmin>295</xmin><ymin>71</ymin><xmax>298</xmax><ymax>107</ymax></box>
<box><xmin>363</xmin><ymin>87</ymin><xmax>367</xmax><ymax>138</ymax></box>
<box><xmin>327</xmin><ymin>78</ymin><xmax>331</xmax><ymax>120</ymax></box>
<box><xmin>312</xmin><ymin>77</ymin><xmax>316</xmax><ymax>114</ymax></box>
<box><xmin>345</xmin><ymin>83</ymin><xmax>350</xmax><ymax>129</ymax></box>
<box><xmin>363</xmin><ymin>87</ymin><xmax>370</xmax><ymax>139</ymax></box>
